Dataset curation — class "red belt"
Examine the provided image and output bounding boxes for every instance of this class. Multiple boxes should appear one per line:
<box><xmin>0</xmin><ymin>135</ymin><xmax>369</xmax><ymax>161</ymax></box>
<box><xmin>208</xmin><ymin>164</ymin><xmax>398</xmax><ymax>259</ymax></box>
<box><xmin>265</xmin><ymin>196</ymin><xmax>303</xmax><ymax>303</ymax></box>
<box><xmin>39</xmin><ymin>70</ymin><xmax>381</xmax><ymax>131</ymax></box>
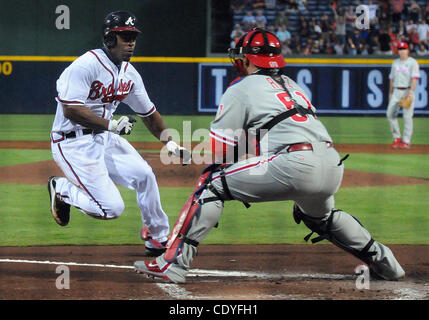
<box><xmin>286</xmin><ymin>142</ymin><xmax>333</xmax><ymax>153</ymax></box>
<box><xmin>395</xmin><ymin>87</ymin><xmax>410</xmax><ymax>90</ymax></box>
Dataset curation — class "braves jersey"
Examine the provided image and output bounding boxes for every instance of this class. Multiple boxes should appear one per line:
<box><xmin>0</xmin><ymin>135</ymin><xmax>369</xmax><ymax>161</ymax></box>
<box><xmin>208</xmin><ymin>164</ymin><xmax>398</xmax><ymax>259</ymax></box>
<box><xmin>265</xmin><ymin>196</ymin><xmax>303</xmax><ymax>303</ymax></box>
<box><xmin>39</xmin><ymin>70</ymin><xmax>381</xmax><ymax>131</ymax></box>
<box><xmin>389</xmin><ymin>57</ymin><xmax>420</xmax><ymax>88</ymax></box>
<box><xmin>52</xmin><ymin>48</ymin><xmax>156</xmax><ymax>133</ymax></box>
<box><xmin>210</xmin><ymin>73</ymin><xmax>332</xmax><ymax>155</ymax></box>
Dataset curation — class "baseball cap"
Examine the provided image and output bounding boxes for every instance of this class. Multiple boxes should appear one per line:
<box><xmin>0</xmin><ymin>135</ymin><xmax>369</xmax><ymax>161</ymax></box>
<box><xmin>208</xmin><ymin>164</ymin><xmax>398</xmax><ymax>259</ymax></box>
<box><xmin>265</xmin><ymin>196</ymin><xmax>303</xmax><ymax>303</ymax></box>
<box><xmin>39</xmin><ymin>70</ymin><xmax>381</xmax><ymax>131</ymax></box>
<box><xmin>397</xmin><ymin>42</ymin><xmax>409</xmax><ymax>50</ymax></box>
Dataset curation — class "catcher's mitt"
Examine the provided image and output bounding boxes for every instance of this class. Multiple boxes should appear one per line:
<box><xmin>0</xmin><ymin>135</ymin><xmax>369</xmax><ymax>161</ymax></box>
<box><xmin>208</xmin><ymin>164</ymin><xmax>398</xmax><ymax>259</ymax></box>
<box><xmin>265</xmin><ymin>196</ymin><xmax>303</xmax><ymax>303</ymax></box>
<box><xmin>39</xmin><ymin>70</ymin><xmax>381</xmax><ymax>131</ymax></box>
<box><xmin>398</xmin><ymin>95</ymin><xmax>413</xmax><ymax>109</ymax></box>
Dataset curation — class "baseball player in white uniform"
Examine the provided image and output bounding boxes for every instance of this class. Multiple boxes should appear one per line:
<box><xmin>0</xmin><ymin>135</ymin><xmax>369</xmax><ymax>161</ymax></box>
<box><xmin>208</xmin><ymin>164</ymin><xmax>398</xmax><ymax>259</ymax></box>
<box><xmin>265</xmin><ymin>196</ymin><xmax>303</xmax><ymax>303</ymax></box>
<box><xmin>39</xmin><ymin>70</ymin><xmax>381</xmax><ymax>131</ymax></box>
<box><xmin>387</xmin><ymin>42</ymin><xmax>420</xmax><ymax>149</ymax></box>
<box><xmin>48</xmin><ymin>11</ymin><xmax>190</xmax><ymax>256</ymax></box>
<box><xmin>134</xmin><ymin>29</ymin><xmax>405</xmax><ymax>283</ymax></box>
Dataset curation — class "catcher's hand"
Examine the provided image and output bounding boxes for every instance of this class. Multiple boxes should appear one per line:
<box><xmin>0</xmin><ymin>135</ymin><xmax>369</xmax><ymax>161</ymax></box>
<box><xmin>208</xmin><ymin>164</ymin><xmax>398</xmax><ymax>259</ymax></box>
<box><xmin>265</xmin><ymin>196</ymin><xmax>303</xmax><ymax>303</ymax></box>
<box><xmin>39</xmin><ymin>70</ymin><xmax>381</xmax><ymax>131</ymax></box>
<box><xmin>398</xmin><ymin>94</ymin><xmax>413</xmax><ymax>109</ymax></box>
<box><xmin>166</xmin><ymin>140</ymin><xmax>192</xmax><ymax>166</ymax></box>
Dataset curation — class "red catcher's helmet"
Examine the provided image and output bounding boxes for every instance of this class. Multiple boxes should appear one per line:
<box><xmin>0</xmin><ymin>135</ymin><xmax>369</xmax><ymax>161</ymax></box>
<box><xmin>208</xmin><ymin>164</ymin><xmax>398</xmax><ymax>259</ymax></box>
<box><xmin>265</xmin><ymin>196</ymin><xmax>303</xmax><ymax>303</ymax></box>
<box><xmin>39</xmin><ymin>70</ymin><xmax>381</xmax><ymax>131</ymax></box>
<box><xmin>229</xmin><ymin>28</ymin><xmax>286</xmax><ymax>69</ymax></box>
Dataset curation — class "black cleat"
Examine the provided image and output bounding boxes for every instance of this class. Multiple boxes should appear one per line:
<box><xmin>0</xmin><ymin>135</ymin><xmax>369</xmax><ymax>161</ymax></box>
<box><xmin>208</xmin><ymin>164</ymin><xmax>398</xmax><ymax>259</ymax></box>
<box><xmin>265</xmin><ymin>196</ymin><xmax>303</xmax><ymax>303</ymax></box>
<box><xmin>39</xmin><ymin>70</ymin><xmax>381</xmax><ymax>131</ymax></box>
<box><xmin>48</xmin><ymin>176</ymin><xmax>71</xmax><ymax>226</ymax></box>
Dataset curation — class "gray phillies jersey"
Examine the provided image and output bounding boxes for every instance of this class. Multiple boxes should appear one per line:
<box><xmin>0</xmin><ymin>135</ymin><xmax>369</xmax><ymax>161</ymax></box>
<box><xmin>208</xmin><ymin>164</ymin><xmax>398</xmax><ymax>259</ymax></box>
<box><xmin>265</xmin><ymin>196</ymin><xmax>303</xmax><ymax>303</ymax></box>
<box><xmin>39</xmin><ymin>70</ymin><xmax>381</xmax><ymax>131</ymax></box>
<box><xmin>389</xmin><ymin>57</ymin><xmax>420</xmax><ymax>88</ymax></box>
<box><xmin>210</xmin><ymin>73</ymin><xmax>332</xmax><ymax>155</ymax></box>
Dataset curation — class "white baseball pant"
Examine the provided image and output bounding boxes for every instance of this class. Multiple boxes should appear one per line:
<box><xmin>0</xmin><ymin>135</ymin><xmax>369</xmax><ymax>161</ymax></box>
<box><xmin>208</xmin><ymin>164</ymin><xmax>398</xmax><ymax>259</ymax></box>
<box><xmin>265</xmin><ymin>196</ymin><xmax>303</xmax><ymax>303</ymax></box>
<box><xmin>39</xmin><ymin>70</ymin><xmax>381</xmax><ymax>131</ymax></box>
<box><xmin>50</xmin><ymin>130</ymin><xmax>170</xmax><ymax>242</ymax></box>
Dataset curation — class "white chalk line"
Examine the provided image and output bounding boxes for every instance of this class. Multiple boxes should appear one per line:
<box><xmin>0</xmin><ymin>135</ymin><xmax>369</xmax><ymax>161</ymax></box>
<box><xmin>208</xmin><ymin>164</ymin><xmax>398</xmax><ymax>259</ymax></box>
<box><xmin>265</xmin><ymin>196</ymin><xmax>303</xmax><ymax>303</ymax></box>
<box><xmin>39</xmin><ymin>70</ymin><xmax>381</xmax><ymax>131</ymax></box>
<box><xmin>1</xmin><ymin>258</ymin><xmax>427</xmax><ymax>300</ymax></box>
<box><xmin>0</xmin><ymin>258</ymin><xmax>347</xmax><ymax>279</ymax></box>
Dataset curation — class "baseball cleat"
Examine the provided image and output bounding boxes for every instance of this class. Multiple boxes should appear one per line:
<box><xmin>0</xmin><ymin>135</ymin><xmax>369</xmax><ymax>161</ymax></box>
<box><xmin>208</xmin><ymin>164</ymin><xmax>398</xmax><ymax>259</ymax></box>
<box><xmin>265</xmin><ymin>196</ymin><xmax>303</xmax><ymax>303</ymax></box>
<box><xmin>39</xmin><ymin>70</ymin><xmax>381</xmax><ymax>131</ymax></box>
<box><xmin>134</xmin><ymin>258</ymin><xmax>186</xmax><ymax>283</ymax></box>
<box><xmin>391</xmin><ymin>138</ymin><xmax>402</xmax><ymax>149</ymax></box>
<box><xmin>140</xmin><ymin>226</ymin><xmax>167</xmax><ymax>257</ymax></box>
<box><xmin>399</xmin><ymin>142</ymin><xmax>410</xmax><ymax>149</ymax></box>
<box><xmin>48</xmin><ymin>176</ymin><xmax>71</xmax><ymax>226</ymax></box>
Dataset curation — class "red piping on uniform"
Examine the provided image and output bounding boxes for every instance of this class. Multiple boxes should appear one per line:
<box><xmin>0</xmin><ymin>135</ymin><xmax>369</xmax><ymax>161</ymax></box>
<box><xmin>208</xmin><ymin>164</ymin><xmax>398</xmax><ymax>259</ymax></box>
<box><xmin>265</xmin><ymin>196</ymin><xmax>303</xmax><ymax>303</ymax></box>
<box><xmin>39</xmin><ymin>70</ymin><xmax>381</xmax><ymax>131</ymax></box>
<box><xmin>89</xmin><ymin>50</ymin><xmax>115</xmax><ymax>85</ymax></box>
<box><xmin>210</xmin><ymin>130</ymin><xmax>237</xmax><ymax>145</ymax></box>
<box><xmin>57</xmin><ymin>97</ymin><xmax>83</xmax><ymax>104</ymax></box>
<box><xmin>211</xmin><ymin>154</ymin><xmax>280</xmax><ymax>181</ymax></box>
<box><xmin>136</xmin><ymin>106</ymin><xmax>156</xmax><ymax>117</ymax></box>
<box><xmin>57</xmin><ymin>144</ymin><xmax>107</xmax><ymax>218</ymax></box>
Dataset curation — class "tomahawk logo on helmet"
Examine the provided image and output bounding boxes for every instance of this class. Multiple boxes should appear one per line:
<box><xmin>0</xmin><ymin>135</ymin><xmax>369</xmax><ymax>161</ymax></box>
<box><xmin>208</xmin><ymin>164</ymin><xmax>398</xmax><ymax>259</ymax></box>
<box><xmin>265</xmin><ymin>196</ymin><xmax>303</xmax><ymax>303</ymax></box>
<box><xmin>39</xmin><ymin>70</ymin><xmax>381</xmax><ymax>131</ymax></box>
<box><xmin>228</xmin><ymin>28</ymin><xmax>286</xmax><ymax>73</ymax></box>
<box><xmin>102</xmin><ymin>10</ymin><xmax>141</xmax><ymax>48</ymax></box>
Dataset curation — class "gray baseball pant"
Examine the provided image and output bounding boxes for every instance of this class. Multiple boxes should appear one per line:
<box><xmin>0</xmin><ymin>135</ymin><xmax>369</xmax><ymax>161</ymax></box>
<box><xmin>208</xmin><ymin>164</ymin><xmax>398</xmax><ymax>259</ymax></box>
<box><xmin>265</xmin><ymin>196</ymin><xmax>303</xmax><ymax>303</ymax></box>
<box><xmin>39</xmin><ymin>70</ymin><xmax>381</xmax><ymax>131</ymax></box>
<box><xmin>163</xmin><ymin>142</ymin><xmax>404</xmax><ymax>280</ymax></box>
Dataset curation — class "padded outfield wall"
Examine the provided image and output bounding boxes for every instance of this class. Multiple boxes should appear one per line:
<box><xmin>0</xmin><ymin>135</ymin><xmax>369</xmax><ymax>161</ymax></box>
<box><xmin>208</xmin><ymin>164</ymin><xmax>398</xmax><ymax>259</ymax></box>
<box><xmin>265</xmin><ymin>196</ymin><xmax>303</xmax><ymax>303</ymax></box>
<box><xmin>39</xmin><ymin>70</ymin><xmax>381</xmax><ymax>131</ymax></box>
<box><xmin>0</xmin><ymin>57</ymin><xmax>428</xmax><ymax>115</ymax></box>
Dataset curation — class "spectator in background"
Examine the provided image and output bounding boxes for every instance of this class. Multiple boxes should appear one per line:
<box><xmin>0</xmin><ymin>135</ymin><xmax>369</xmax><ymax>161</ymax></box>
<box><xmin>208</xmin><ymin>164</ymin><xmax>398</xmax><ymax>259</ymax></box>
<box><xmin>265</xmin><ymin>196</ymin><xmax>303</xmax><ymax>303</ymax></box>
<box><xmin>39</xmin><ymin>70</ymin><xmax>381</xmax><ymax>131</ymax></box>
<box><xmin>416</xmin><ymin>43</ymin><xmax>428</xmax><ymax>55</ymax></box>
<box><xmin>267</xmin><ymin>24</ymin><xmax>276</xmax><ymax>34</ymax></box>
<box><xmin>416</xmin><ymin>19</ymin><xmax>429</xmax><ymax>45</ymax></box>
<box><xmin>298</xmin><ymin>0</ymin><xmax>309</xmax><ymax>13</ymax></box>
<box><xmin>409</xmin><ymin>1</ymin><xmax>422</xmax><ymax>23</ymax></box>
<box><xmin>230</xmin><ymin>0</ymin><xmax>250</xmax><ymax>13</ymax></box>
<box><xmin>286</xmin><ymin>0</ymin><xmax>299</xmax><ymax>13</ymax></box>
<box><xmin>255</xmin><ymin>9</ymin><xmax>268</xmax><ymax>26</ymax></box>
<box><xmin>320</xmin><ymin>14</ymin><xmax>332</xmax><ymax>44</ymax></box>
<box><xmin>230</xmin><ymin>24</ymin><xmax>245</xmax><ymax>47</ymax></box>
<box><xmin>332</xmin><ymin>5</ymin><xmax>347</xmax><ymax>46</ymax></box>
<box><xmin>345</xmin><ymin>6</ymin><xmax>356</xmax><ymax>25</ymax></box>
<box><xmin>390</xmin><ymin>0</ymin><xmax>405</xmax><ymax>24</ymax></box>
<box><xmin>265</xmin><ymin>0</ymin><xmax>277</xmax><ymax>9</ymax></box>
<box><xmin>242</xmin><ymin>10</ymin><xmax>257</xmax><ymax>30</ymax></box>
<box><xmin>275</xmin><ymin>10</ymin><xmax>288</xmax><ymax>28</ymax></box>
<box><xmin>367</xmin><ymin>0</ymin><xmax>379</xmax><ymax>24</ymax></box>
<box><xmin>390</xmin><ymin>29</ymin><xmax>400</xmax><ymax>54</ymax></box>
<box><xmin>378</xmin><ymin>27</ymin><xmax>392</xmax><ymax>54</ymax></box>
<box><xmin>276</xmin><ymin>23</ymin><xmax>292</xmax><ymax>42</ymax></box>
<box><xmin>424</xmin><ymin>3</ymin><xmax>429</xmax><ymax>23</ymax></box>
<box><xmin>251</xmin><ymin>0</ymin><xmax>266</xmax><ymax>9</ymax></box>
<box><xmin>347</xmin><ymin>37</ymin><xmax>357</xmax><ymax>55</ymax></box>
<box><xmin>358</xmin><ymin>40</ymin><xmax>370</xmax><ymax>55</ymax></box>
<box><xmin>334</xmin><ymin>39</ymin><xmax>345</xmax><ymax>54</ymax></box>
<box><xmin>281</xmin><ymin>38</ymin><xmax>293</xmax><ymax>55</ymax></box>
<box><xmin>407</xmin><ymin>22</ymin><xmax>420</xmax><ymax>46</ymax></box>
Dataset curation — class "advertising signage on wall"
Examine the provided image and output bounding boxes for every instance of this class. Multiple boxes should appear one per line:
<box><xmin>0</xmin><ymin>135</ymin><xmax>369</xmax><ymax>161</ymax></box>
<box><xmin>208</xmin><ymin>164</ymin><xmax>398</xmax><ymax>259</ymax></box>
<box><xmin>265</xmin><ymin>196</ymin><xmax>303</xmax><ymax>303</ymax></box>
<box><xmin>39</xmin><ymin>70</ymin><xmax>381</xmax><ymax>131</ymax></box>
<box><xmin>198</xmin><ymin>63</ymin><xmax>428</xmax><ymax>115</ymax></box>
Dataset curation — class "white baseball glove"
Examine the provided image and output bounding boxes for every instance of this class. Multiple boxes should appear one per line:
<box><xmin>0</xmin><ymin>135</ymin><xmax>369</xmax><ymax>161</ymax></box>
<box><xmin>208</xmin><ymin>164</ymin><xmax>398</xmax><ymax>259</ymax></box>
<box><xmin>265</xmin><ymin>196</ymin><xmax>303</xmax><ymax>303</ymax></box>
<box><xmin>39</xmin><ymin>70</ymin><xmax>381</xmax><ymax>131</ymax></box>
<box><xmin>166</xmin><ymin>140</ymin><xmax>192</xmax><ymax>165</ymax></box>
<box><xmin>108</xmin><ymin>116</ymin><xmax>137</xmax><ymax>135</ymax></box>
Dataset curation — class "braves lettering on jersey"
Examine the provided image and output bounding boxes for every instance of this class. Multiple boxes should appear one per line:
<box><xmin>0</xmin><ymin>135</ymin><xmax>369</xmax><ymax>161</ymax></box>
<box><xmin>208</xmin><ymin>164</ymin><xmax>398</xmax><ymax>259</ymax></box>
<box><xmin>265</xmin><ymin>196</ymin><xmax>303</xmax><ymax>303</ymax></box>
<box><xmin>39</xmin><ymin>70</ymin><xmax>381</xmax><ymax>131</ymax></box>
<box><xmin>50</xmin><ymin>48</ymin><xmax>170</xmax><ymax>245</ymax></box>
<box><xmin>52</xmin><ymin>49</ymin><xmax>156</xmax><ymax>135</ymax></box>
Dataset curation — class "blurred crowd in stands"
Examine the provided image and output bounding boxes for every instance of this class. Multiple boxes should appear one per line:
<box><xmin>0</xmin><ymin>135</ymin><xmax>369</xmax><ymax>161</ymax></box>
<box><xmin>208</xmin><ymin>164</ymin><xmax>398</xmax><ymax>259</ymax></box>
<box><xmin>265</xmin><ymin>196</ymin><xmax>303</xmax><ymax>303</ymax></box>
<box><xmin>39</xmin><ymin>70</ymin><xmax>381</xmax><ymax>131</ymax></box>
<box><xmin>229</xmin><ymin>0</ymin><xmax>429</xmax><ymax>56</ymax></box>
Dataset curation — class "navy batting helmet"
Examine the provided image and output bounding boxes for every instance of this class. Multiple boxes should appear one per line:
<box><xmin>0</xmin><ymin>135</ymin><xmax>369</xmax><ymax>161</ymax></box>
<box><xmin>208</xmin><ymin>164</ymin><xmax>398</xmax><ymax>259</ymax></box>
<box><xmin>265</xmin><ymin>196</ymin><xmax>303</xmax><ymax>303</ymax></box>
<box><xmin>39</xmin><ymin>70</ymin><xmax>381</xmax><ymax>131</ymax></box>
<box><xmin>102</xmin><ymin>11</ymin><xmax>141</xmax><ymax>48</ymax></box>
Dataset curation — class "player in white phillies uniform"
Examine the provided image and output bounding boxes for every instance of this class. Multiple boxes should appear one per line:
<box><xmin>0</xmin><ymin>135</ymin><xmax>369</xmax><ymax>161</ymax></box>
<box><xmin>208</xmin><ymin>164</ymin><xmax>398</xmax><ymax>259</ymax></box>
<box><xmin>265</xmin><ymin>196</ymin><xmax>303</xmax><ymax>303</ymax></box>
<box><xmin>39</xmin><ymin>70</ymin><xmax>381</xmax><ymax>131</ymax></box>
<box><xmin>134</xmin><ymin>29</ymin><xmax>405</xmax><ymax>283</ymax></box>
<box><xmin>387</xmin><ymin>41</ymin><xmax>420</xmax><ymax>149</ymax></box>
<box><xmin>48</xmin><ymin>11</ymin><xmax>190</xmax><ymax>256</ymax></box>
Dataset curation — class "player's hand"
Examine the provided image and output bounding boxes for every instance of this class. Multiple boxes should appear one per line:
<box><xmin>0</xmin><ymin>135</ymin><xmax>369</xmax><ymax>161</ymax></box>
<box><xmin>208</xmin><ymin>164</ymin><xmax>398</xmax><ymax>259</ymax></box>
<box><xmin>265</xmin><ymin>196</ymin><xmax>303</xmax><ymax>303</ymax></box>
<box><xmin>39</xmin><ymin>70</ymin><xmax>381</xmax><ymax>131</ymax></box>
<box><xmin>166</xmin><ymin>140</ymin><xmax>192</xmax><ymax>166</ymax></box>
<box><xmin>108</xmin><ymin>116</ymin><xmax>137</xmax><ymax>135</ymax></box>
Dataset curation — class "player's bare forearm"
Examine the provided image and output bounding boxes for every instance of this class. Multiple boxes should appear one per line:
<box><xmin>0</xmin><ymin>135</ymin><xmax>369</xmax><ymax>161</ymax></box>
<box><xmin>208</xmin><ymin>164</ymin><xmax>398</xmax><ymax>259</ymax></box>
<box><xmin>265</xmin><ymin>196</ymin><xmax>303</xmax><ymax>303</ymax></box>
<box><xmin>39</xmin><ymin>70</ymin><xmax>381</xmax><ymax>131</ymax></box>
<box><xmin>63</xmin><ymin>105</ymin><xmax>110</xmax><ymax>130</ymax></box>
<box><xmin>141</xmin><ymin>111</ymin><xmax>171</xmax><ymax>143</ymax></box>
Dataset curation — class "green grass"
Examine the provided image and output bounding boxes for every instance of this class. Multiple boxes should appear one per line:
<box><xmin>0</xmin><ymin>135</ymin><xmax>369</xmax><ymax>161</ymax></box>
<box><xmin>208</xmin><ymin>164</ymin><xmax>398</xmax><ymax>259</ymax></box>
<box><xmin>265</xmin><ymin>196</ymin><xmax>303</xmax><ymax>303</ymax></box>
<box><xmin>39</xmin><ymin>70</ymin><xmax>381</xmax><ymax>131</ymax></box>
<box><xmin>0</xmin><ymin>149</ymin><xmax>53</xmax><ymax>166</ymax></box>
<box><xmin>2</xmin><ymin>114</ymin><xmax>429</xmax><ymax>145</ymax></box>
<box><xmin>1</xmin><ymin>114</ymin><xmax>429</xmax><ymax>247</ymax></box>
<box><xmin>1</xmin><ymin>184</ymin><xmax>428</xmax><ymax>246</ymax></box>
<box><xmin>345</xmin><ymin>153</ymin><xmax>429</xmax><ymax>179</ymax></box>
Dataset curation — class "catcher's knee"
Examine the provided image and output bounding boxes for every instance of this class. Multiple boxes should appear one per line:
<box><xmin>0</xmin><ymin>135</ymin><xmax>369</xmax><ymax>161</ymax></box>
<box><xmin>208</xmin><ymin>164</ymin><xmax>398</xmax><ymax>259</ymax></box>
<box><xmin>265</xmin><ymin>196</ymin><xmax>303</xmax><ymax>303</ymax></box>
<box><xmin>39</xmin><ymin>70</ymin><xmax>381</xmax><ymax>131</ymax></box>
<box><xmin>292</xmin><ymin>203</ymin><xmax>376</xmax><ymax>264</ymax></box>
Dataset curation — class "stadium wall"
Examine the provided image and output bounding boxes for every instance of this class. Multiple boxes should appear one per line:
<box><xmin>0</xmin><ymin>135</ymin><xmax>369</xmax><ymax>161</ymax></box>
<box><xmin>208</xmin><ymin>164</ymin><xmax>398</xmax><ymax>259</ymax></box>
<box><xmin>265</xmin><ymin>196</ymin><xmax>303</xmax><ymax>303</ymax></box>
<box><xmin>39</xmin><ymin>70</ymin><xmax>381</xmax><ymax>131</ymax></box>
<box><xmin>0</xmin><ymin>57</ymin><xmax>428</xmax><ymax>115</ymax></box>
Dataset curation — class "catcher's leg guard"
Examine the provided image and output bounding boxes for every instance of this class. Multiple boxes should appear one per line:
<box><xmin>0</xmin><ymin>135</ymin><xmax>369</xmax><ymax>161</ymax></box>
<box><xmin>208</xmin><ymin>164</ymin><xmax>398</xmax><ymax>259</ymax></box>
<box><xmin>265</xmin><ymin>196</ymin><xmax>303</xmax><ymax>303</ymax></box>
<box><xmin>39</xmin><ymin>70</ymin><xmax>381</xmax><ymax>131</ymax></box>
<box><xmin>293</xmin><ymin>203</ymin><xmax>405</xmax><ymax>280</ymax></box>
<box><xmin>164</xmin><ymin>164</ymin><xmax>227</xmax><ymax>263</ymax></box>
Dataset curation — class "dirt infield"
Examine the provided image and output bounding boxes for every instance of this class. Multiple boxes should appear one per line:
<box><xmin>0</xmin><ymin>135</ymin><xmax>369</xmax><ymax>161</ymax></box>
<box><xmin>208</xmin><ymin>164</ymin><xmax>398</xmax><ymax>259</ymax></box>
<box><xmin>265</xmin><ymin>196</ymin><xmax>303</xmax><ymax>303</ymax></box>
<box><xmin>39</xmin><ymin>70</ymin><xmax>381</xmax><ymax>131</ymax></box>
<box><xmin>1</xmin><ymin>141</ymin><xmax>428</xmax><ymax>300</ymax></box>
<box><xmin>0</xmin><ymin>244</ymin><xmax>428</xmax><ymax>300</ymax></box>
<box><xmin>1</xmin><ymin>142</ymin><xmax>429</xmax><ymax>187</ymax></box>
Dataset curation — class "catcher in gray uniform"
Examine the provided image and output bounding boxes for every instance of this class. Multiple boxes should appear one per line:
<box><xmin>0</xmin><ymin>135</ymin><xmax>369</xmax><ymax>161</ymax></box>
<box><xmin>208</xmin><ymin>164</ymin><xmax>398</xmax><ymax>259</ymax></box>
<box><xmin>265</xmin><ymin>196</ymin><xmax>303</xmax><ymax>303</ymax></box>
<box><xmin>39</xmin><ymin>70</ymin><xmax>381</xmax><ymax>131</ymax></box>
<box><xmin>134</xmin><ymin>28</ymin><xmax>405</xmax><ymax>283</ymax></box>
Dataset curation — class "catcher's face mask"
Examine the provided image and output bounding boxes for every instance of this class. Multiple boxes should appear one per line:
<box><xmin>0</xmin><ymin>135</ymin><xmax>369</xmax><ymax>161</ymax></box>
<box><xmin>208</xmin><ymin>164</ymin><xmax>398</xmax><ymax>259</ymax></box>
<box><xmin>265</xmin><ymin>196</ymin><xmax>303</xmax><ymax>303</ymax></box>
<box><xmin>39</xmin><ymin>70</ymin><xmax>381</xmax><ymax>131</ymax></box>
<box><xmin>228</xmin><ymin>34</ymin><xmax>247</xmax><ymax>77</ymax></box>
